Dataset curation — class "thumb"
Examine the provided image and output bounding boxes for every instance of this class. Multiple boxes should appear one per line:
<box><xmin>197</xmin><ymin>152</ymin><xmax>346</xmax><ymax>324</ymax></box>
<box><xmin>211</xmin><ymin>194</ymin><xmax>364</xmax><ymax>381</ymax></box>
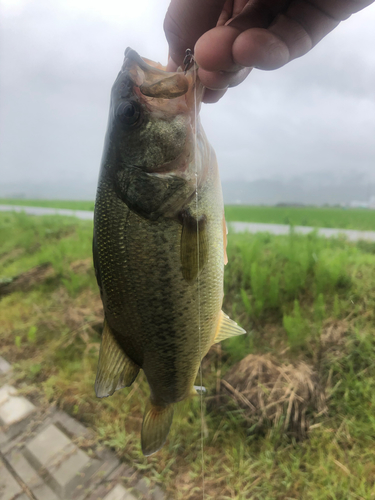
<box><xmin>164</xmin><ymin>0</ymin><xmax>227</xmax><ymax>66</ymax></box>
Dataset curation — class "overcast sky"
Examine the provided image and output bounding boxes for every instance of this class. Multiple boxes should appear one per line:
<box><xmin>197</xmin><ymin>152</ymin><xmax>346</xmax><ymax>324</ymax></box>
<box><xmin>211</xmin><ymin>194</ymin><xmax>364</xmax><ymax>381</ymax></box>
<box><xmin>0</xmin><ymin>0</ymin><xmax>374</xmax><ymax>191</ymax></box>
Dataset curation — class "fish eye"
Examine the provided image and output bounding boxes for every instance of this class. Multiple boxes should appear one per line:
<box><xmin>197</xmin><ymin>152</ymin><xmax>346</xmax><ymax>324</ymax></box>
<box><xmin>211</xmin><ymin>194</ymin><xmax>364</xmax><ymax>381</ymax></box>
<box><xmin>116</xmin><ymin>100</ymin><xmax>140</xmax><ymax>126</ymax></box>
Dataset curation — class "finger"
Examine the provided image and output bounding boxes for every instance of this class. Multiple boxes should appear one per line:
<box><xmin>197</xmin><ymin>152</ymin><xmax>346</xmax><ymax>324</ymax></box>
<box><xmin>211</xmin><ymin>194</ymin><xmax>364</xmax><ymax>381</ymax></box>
<box><xmin>198</xmin><ymin>66</ymin><xmax>252</xmax><ymax>89</ymax></box>
<box><xmin>217</xmin><ymin>0</ymin><xmax>235</xmax><ymax>26</ymax></box>
<box><xmin>227</xmin><ymin>66</ymin><xmax>253</xmax><ymax>87</ymax></box>
<box><xmin>196</xmin><ymin>0</ymin><xmax>375</xmax><ymax>74</ymax></box>
<box><xmin>202</xmin><ymin>88</ymin><xmax>228</xmax><ymax>103</ymax></box>
<box><xmin>195</xmin><ymin>25</ymin><xmax>244</xmax><ymax>72</ymax></box>
<box><xmin>231</xmin><ymin>0</ymin><xmax>341</xmax><ymax>69</ymax></box>
<box><xmin>193</xmin><ymin>7</ymin><xmax>290</xmax><ymax>73</ymax></box>
<box><xmin>309</xmin><ymin>0</ymin><xmax>375</xmax><ymax>20</ymax></box>
<box><xmin>271</xmin><ymin>0</ymin><xmax>341</xmax><ymax>51</ymax></box>
<box><xmin>228</xmin><ymin>0</ymin><xmax>290</xmax><ymax>31</ymax></box>
<box><xmin>164</xmin><ymin>0</ymin><xmax>227</xmax><ymax>66</ymax></box>
<box><xmin>198</xmin><ymin>69</ymin><xmax>231</xmax><ymax>90</ymax></box>
<box><xmin>217</xmin><ymin>0</ymin><xmax>249</xmax><ymax>26</ymax></box>
<box><xmin>232</xmin><ymin>28</ymin><xmax>290</xmax><ymax>69</ymax></box>
<box><xmin>166</xmin><ymin>57</ymin><xmax>178</xmax><ymax>72</ymax></box>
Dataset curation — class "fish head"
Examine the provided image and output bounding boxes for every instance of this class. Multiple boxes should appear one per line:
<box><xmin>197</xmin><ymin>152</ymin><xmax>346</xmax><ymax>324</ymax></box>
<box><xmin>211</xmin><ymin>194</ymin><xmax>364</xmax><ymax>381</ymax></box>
<box><xmin>106</xmin><ymin>48</ymin><xmax>204</xmax><ymax>176</ymax></box>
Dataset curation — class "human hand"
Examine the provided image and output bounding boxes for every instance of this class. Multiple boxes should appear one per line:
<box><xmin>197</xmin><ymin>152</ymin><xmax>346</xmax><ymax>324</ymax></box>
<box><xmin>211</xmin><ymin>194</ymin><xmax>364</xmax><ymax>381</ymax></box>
<box><xmin>164</xmin><ymin>0</ymin><xmax>374</xmax><ymax>102</ymax></box>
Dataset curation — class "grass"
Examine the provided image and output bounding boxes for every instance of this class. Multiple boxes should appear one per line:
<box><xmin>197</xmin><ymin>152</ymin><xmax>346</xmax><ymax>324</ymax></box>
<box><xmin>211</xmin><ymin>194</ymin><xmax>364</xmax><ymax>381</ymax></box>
<box><xmin>0</xmin><ymin>198</ymin><xmax>95</xmax><ymax>211</ymax></box>
<box><xmin>225</xmin><ymin>205</ymin><xmax>375</xmax><ymax>231</ymax></box>
<box><xmin>2</xmin><ymin>199</ymin><xmax>375</xmax><ymax>231</ymax></box>
<box><xmin>1</xmin><ymin>212</ymin><xmax>375</xmax><ymax>499</ymax></box>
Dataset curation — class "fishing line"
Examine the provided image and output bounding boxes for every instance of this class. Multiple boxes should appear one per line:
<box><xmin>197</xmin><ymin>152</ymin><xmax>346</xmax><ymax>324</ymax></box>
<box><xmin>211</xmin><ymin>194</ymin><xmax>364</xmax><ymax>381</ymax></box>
<box><xmin>193</xmin><ymin>55</ymin><xmax>205</xmax><ymax>500</ymax></box>
<box><xmin>185</xmin><ymin>47</ymin><xmax>205</xmax><ymax>497</ymax></box>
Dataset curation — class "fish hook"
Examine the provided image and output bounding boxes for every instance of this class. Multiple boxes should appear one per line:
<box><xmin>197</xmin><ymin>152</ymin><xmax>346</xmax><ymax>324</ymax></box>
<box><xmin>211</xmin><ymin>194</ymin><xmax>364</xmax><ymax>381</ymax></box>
<box><xmin>183</xmin><ymin>48</ymin><xmax>195</xmax><ymax>74</ymax></box>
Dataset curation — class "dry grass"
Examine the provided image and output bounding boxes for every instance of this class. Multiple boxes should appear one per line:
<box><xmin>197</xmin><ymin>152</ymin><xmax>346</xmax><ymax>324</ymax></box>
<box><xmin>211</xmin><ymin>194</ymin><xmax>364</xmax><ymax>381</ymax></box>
<box><xmin>320</xmin><ymin>319</ymin><xmax>348</xmax><ymax>347</ymax></box>
<box><xmin>220</xmin><ymin>354</ymin><xmax>327</xmax><ymax>436</ymax></box>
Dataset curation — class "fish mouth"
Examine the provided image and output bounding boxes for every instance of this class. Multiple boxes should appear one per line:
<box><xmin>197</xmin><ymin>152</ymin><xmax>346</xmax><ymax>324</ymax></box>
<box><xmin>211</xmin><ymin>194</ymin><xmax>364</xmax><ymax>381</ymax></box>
<box><xmin>123</xmin><ymin>47</ymin><xmax>199</xmax><ymax>100</ymax></box>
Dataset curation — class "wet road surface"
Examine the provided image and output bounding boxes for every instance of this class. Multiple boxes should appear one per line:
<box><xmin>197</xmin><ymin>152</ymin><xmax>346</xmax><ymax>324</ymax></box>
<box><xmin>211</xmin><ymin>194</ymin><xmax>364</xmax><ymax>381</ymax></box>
<box><xmin>2</xmin><ymin>205</ymin><xmax>375</xmax><ymax>242</ymax></box>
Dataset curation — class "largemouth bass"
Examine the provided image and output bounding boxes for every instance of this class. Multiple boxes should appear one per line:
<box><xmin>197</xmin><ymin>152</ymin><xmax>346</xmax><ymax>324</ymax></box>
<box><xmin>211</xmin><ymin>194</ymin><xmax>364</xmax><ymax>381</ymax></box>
<box><xmin>93</xmin><ymin>48</ymin><xmax>245</xmax><ymax>456</ymax></box>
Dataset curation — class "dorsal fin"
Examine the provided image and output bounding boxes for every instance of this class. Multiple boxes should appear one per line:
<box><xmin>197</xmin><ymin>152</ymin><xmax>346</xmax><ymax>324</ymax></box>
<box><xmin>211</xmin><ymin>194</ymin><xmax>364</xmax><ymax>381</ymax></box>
<box><xmin>214</xmin><ymin>311</ymin><xmax>246</xmax><ymax>344</ymax></box>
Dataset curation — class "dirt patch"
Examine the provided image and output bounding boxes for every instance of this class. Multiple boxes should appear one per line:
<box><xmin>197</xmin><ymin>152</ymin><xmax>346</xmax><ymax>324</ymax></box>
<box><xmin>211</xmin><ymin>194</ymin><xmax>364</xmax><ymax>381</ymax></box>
<box><xmin>0</xmin><ymin>248</ymin><xmax>25</xmax><ymax>266</ymax></box>
<box><xmin>0</xmin><ymin>263</ymin><xmax>55</xmax><ymax>297</ymax></box>
<box><xmin>220</xmin><ymin>354</ymin><xmax>326</xmax><ymax>436</ymax></box>
<box><xmin>70</xmin><ymin>258</ymin><xmax>93</xmax><ymax>275</ymax></box>
<box><xmin>321</xmin><ymin>319</ymin><xmax>348</xmax><ymax>347</ymax></box>
<box><xmin>49</xmin><ymin>287</ymin><xmax>104</xmax><ymax>341</ymax></box>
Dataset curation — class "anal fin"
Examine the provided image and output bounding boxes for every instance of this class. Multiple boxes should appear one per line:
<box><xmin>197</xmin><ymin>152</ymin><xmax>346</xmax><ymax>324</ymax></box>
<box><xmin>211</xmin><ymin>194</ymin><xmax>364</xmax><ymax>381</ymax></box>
<box><xmin>214</xmin><ymin>310</ymin><xmax>246</xmax><ymax>344</ymax></box>
<box><xmin>95</xmin><ymin>320</ymin><xmax>140</xmax><ymax>398</ymax></box>
<box><xmin>141</xmin><ymin>399</ymin><xmax>174</xmax><ymax>456</ymax></box>
<box><xmin>179</xmin><ymin>210</ymin><xmax>208</xmax><ymax>283</ymax></box>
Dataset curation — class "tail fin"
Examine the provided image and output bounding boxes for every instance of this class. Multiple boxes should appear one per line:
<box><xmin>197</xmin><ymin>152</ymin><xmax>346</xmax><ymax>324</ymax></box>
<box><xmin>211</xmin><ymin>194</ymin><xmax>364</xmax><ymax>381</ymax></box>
<box><xmin>141</xmin><ymin>399</ymin><xmax>174</xmax><ymax>456</ymax></box>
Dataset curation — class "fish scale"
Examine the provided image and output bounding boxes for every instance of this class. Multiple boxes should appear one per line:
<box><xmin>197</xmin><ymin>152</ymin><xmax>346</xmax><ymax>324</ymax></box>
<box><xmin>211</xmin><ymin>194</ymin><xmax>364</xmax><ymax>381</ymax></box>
<box><xmin>93</xmin><ymin>48</ymin><xmax>246</xmax><ymax>456</ymax></box>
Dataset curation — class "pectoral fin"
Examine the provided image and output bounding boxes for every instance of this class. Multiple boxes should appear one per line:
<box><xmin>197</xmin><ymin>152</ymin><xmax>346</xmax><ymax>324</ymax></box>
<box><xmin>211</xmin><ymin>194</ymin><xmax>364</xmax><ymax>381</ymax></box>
<box><xmin>95</xmin><ymin>320</ymin><xmax>140</xmax><ymax>398</ymax></box>
<box><xmin>214</xmin><ymin>311</ymin><xmax>246</xmax><ymax>344</ymax></box>
<box><xmin>141</xmin><ymin>400</ymin><xmax>174</xmax><ymax>456</ymax></box>
<box><xmin>180</xmin><ymin>210</ymin><xmax>208</xmax><ymax>283</ymax></box>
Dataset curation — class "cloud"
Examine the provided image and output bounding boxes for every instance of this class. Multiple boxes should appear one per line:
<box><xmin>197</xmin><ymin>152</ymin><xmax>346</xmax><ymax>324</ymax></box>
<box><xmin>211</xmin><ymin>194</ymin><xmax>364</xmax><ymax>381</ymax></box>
<box><xmin>0</xmin><ymin>0</ymin><xmax>374</xmax><ymax>195</ymax></box>
<box><xmin>202</xmin><ymin>5</ymin><xmax>375</xmax><ymax>181</ymax></box>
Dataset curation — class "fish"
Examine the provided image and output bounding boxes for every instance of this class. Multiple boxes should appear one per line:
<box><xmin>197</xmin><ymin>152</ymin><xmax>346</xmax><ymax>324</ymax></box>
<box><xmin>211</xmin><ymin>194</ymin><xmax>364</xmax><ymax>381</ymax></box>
<box><xmin>93</xmin><ymin>48</ymin><xmax>246</xmax><ymax>456</ymax></box>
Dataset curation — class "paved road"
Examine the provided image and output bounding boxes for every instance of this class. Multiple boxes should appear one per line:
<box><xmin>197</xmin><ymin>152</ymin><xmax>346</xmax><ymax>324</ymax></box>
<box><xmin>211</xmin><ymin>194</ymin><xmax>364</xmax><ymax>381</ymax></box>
<box><xmin>229</xmin><ymin>221</ymin><xmax>375</xmax><ymax>242</ymax></box>
<box><xmin>0</xmin><ymin>204</ymin><xmax>94</xmax><ymax>220</ymax></box>
<box><xmin>0</xmin><ymin>356</ymin><xmax>164</xmax><ymax>500</ymax></box>
<box><xmin>2</xmin><ymin>204</ymin><xmax>375</xmax><ymax>242</ymax></box>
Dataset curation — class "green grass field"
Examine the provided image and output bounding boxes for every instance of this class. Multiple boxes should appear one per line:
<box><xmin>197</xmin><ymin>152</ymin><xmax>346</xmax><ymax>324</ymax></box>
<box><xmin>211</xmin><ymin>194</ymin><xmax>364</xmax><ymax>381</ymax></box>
<box><xmin>1</xmin><ymin>213</ymin><xmax>375</xmax><ymax>499</ymax></box>
<box><xmin>2</xmin><ymin>199</ymin><xmax>375</xmax><ymax>231</ymax></box>
<box><xmin>0</xmin><ymin>198</ymin><xmax>95</xmax><ymax>211</ymax></box>
<box><xmin>224</xmin><ymin>204</ymin><xmax>375</xmax><ymax>230</ymax></box>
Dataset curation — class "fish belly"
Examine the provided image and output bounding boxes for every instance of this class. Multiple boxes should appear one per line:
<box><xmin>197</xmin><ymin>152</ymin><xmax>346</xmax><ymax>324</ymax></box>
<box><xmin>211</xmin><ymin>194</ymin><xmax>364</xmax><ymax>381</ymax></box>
<box><xmin>95</xmin><ymin>166</ymin><xmax>224</xmax><ymax>406</ymax></box>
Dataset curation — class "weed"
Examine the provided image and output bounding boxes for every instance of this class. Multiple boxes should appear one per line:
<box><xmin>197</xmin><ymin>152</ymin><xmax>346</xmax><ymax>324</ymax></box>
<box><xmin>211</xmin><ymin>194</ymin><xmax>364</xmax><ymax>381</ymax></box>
<box><xmin>224</xmin><ymin>230</ymin><xmax>355</xmax><ymax>332</ymax></box>
<box><xmin>333</xmin><ymin>294</ymin><xmax>341</xmax><ymax>318</ymax></box>
<box><xmin>28</xmin><ymin>363</ymin><xmax>42</xmax><ymax>380</ymax></box>
<box><xmin>27</xmin><ymin>325</ymin><xmax>37</xmax><ymax>343</ymax></box>
<box><xmin>283</xmin><ymin>300</ymin><xmax>308</xmax><ymax>348</ymax></box>
<box><xmin>225</xmin><ymin>204</ymin><xmax>375</xmax><ymax>231</ymax></box>
<box><xmin>314</xmin><ymin>293</ymin><xmax>325</xmax><ymax>326</ymax></box>
<box><xmin>0</xmin><ymin>199</ymin><xmax>95</xmax><ymax>211</ymax></box>
<box><xmin>2</xmin><ymin>212</ymin><xmax>375</xmax><ymax>499</ymax></box>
